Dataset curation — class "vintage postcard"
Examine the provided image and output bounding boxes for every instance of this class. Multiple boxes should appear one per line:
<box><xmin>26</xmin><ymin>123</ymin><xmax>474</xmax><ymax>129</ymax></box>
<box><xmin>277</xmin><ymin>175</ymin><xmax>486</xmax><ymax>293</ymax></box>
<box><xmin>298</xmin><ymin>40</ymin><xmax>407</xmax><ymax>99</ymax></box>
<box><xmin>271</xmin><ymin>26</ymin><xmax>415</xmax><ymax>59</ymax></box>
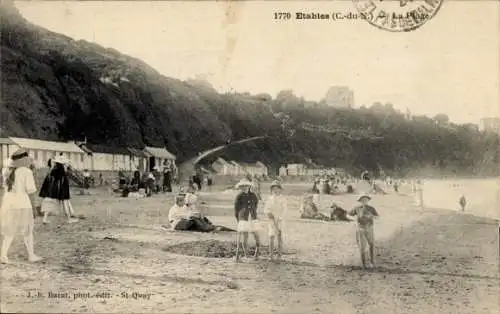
<box><xmin>0</xmin><ymin>0</ymin><xmax>499</xmax><ymax>313</ymax></box>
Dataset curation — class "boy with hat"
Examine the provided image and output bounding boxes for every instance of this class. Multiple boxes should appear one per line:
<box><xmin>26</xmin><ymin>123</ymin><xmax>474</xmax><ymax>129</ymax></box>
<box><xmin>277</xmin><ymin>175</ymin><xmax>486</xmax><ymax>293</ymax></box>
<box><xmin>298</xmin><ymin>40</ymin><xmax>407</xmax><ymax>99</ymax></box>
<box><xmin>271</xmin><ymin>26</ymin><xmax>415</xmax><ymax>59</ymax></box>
<box><xmin>1</xmin><ymin>148</ymin><xmax>43</xmax><ymax>264</ymax></box>
<box><xmin>234</xmin><ymin>178</ymin><xmax>260</xmax><ymax>261</ymax></box>
<box><xmin>348</xmin><ymin>194</ymin><xmax>379</xmax><ymax>269</ymax></box>
<box><xmin>263</xmin><ymin>180</ymin><xmax>288</xmax><ymax>260</ymax></box>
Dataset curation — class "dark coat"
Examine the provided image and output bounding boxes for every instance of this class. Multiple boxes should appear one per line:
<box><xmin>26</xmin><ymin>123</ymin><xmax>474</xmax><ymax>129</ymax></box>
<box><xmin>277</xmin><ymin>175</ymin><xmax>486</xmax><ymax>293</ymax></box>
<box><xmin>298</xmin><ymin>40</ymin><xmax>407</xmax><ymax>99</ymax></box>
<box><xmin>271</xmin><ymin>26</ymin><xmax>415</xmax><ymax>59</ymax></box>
<box><xmin>234</xmin><ymin>191</ymin><xmax>259</xmax><ymax>221</ymax></box>
<box><xmin>38</xmin><ymin>164</ymin><xmax>71</xmax><ymax>200</ymax></box>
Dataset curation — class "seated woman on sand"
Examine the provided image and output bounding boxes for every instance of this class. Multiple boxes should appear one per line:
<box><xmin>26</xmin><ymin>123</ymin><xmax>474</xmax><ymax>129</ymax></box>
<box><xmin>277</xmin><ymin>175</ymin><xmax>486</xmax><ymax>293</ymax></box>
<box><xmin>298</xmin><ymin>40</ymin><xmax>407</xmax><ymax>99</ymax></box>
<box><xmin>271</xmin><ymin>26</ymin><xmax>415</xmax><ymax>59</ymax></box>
<box><xmin>168</xmin><ymin>194</ymin><xmax>235</xmax><ymax>232</ymax></box>
<box><xmin>299</xmin><ymin>193</ymin><xmax>330</xmax><ymax>221</ymax></box>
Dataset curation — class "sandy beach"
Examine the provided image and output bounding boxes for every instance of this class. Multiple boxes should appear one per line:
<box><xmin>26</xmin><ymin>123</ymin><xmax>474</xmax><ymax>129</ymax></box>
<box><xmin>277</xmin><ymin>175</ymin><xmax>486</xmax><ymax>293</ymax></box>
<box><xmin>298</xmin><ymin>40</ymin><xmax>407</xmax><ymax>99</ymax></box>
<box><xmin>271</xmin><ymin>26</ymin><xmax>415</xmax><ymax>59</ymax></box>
<box><xmin>0</xmin><ymin>182</ymin><xmax>498</xmax><ymax>313</ymax></box>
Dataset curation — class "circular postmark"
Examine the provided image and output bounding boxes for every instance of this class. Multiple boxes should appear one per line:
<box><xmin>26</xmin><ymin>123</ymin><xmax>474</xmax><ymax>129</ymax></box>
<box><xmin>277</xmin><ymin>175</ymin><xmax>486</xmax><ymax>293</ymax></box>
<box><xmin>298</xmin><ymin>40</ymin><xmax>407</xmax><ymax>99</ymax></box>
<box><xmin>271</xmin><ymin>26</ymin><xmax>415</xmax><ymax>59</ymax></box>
<box><xmin>353</xmin><ymin>0</ymin><xmax>443</xmax><ymax>32</ymax></box>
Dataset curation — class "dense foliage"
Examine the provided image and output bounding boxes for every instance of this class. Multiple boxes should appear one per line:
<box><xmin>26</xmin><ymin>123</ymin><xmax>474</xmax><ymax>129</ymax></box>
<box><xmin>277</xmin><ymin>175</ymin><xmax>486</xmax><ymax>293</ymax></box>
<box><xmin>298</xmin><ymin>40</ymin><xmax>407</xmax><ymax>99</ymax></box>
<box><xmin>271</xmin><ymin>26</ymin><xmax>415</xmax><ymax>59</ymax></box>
<box><xmin>1</xmin><ymin>3</ymin><xmax>498</xmax><ymax>177</ymax></box>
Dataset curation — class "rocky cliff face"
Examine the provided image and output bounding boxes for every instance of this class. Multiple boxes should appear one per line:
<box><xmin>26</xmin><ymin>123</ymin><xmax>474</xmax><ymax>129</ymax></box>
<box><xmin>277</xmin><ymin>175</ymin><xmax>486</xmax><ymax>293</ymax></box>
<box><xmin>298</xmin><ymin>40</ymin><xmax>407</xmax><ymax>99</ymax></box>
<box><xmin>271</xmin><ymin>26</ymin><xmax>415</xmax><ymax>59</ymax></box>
<box><xmin>0</xmin><ymin>1</ymin><xmax>281</xmax><ymax>162</ymax></box>
<box><xmin>1</xmin><ymin>1</ymin><xmax>498</xmax><ymax>175</ymax></box>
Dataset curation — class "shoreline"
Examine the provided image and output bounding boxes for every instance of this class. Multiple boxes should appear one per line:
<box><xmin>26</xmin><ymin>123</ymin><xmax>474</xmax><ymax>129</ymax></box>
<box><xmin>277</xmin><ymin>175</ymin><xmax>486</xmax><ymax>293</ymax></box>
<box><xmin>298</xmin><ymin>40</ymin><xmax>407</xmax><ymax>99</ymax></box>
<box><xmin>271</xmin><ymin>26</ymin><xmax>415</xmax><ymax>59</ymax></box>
<box><xmin>1</xmin><ymin>186</ymin><xmax>499</xmax><ymax>313</ymax></box>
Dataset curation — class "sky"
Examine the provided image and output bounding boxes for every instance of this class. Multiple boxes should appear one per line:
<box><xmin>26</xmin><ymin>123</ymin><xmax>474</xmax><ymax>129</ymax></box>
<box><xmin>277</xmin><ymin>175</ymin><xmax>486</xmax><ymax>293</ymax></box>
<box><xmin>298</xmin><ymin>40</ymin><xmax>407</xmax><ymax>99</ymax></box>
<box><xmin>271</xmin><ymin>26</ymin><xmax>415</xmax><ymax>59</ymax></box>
<box><xmin>14</xmin><ymin>0</ymin><xmax>500</xmax><ymax>124</ymax></box>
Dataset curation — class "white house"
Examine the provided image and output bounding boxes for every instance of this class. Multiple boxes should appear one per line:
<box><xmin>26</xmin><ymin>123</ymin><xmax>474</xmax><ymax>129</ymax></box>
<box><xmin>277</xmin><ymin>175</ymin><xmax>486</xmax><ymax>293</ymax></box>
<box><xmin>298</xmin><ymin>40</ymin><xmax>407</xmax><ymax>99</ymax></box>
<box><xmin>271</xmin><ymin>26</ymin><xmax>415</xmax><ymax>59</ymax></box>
<box><xmin>143</xmin><ymin>146</ymin><xmax>176</xmax><ymax>172</ymax></box>
<box><xmin>0</xmin><ymin>137</ymin><xmax>87</xmax><ymax>170</ymax></box>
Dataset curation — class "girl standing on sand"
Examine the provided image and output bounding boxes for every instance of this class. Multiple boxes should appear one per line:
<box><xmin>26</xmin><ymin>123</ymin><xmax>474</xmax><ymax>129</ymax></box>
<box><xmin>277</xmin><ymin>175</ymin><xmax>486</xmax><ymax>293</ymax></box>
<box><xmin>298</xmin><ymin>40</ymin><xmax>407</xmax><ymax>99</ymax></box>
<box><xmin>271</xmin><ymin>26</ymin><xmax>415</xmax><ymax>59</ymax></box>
<box><xmin>0</xmin><ymin>149</ymin><xmax>43</xmax><ymax>264</ymax></box>
<box><xmin>264</xmin><ymin>180</ymin><xmax>288</xmax><ymax>260</ymax></box>
<box><xmin>39</xmin><ymin>155</ymin><xmax>79</xmax><ymax>224</ymax></box>
<box><xmin>234</xmin><ymin>178</ymin><xmax>261</xmax><ymax>261</ymax></box>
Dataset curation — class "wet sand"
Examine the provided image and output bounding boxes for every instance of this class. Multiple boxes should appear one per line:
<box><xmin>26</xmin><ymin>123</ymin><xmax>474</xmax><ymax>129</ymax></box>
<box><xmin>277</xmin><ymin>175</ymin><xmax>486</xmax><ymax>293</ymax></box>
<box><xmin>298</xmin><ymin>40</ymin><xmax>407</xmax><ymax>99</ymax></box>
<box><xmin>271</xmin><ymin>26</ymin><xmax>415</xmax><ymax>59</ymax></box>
<box><xmin>0</xmin><ymin>183</ymin><xmax>498</xmax><ymax>313</ymax></box>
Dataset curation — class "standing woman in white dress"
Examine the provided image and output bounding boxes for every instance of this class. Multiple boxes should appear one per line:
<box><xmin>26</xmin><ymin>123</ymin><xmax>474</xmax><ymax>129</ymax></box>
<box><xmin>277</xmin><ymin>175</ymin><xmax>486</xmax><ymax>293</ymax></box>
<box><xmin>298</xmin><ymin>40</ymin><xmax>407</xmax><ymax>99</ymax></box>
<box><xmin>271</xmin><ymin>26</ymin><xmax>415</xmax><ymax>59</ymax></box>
<box><xmin>0</xmin><ymin>148</ymin><xmax>43</xmax><ymax>264</ymax></box>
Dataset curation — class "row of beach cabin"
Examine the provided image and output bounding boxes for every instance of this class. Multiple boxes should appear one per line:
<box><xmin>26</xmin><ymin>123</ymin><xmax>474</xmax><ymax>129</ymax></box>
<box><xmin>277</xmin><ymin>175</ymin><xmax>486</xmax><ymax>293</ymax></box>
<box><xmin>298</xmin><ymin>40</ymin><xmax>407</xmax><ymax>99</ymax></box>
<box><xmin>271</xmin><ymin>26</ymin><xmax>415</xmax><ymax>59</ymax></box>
<box><xmin>0</xmin><ymin>137</ymin><xmax>269</xmax><ymax>178</ymax></box>
<box><xmin>0</xmin><ymin>137</ymin><xmax>336</xmax><ymax>179</ymax></box>
<box><xmin>0</xmin><ymin>137</ymin><xmax>176</xmax><ymax>173</ymax></box>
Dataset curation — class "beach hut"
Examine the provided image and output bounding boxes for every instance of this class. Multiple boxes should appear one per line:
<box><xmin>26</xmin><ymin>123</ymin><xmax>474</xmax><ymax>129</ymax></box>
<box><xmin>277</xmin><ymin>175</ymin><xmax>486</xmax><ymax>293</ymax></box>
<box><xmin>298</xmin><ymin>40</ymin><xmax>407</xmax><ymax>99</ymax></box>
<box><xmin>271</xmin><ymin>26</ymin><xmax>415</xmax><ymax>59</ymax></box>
<box><xmin>287</xmin><ymin>163</ymin><xmax>307</xmax><ymax>176</ymax></box>
<box><xmin>84</xmin><ymin>144</ymin><xmax>132</xmax><ymax>172</ymax></box>
<box><xmin>229</xmin><ymin>161</ymin><xmax>245</xmax><ymax>176</ymax></box>
<box><xmin>212</xmin><ymin>157</ymin><xmax>232</xmax><ymax>175</ymax></box>
<box><xmin>127</xmin><ymin>148</ymin><xmax>148</xmax><ymax>173</ymax></box>
<box><xmin>279</xmin><ymin>166</ymin><xmax>288</xmax><ymax>176</ymax></box>
<box><xmin>143</xmin><ymin>146</ymin><xmax>176</xmax><ymax>172</ymax></box>
<box><xmin>1</xmin><ymin>137</ymin><xmax>86</xmax><ymax>169</ymax></box>
<box><xmin>0</xmin><ymin>137</ymin><xmax>16</xmax><ymax>168</ymax></box>
<box><xmin>239</xmin><ymin>162</ymin><xmax>257</xmax><ymax>176</ymax></box>
<box><xmin>255</xmin><ymin>161</ymin><xmax>269</xmax><ymax>176</ymax></box>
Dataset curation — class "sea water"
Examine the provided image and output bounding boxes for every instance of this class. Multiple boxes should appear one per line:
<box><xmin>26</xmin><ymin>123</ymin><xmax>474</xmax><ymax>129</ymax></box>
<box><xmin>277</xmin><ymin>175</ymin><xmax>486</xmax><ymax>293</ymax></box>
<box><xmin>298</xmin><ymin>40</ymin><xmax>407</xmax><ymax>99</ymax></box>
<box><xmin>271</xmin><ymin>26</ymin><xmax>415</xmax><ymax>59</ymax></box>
<box><xmin>422</xmin><ymin>178</ymin><xmax>500</xmax><ymax>219</ymax></box>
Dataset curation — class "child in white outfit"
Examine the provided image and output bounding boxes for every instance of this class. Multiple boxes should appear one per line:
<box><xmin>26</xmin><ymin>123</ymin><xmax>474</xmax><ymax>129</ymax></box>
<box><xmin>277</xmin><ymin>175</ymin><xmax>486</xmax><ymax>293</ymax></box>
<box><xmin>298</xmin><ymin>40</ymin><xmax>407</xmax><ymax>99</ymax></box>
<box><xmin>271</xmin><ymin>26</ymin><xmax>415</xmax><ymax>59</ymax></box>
<box><xmin>263</xmin><ymin>180</ymin><xmax>288</xmax><ymax>260</ymax></box>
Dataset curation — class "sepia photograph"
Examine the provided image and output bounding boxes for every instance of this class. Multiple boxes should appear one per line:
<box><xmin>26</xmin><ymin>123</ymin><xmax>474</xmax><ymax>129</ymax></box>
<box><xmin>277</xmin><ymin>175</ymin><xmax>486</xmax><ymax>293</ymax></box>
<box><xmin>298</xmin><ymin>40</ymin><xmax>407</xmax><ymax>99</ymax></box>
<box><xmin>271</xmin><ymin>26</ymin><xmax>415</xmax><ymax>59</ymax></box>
<box><xmin>0</xmin><ymin>0</ymin><xmax>499</xmax><ymax>313</ymax></box>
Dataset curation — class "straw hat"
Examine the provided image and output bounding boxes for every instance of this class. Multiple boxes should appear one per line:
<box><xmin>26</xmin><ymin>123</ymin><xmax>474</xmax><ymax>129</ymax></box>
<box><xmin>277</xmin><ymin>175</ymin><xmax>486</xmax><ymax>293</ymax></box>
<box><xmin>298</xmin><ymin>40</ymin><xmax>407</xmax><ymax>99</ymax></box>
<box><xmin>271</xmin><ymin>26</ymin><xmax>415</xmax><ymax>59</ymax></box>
<box><xmin>357</xmin><ymin>194</ymin><xmax>372</xmax><ymax>202</ymax></box>
<box><xmin>175</xmin><ymin>193</ymin><xmax>186</xmax><ymax>202</ymax></box>
<box><xmin>54</xmin><ymin>154</ymin><xmax>69</xmax><ymax>165</ymax></box>
<box><xmin>270</xmin><ymin>180</ymin><xmax>282</xmax><ymax>190</ymax></box>
<box><xmin>235</xmin><ymin>178</ymin><xmax>253</xmax><ymax>188</ymax></box>
<box><xmin>11</xmin><ymin>148</ymin><xmax>32</xmax><ymax>168</ymax></box>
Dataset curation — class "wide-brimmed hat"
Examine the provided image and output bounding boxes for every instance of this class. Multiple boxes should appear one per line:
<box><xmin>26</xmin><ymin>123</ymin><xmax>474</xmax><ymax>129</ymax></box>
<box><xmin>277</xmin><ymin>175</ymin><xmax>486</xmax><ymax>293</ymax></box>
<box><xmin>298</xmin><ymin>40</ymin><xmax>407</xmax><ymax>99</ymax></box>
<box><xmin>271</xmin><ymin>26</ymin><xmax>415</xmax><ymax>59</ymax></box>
<box><xmin>357</xmin><ymin>194</ymin><xmax>372</xmax><ymax>202</ymax></box>
<box><xmin>54</xmin><ymin>154</ymin><xmax>69</xmax><ymax>165</ymax></box>
<box><xmin>175</xmin><ymin>193</ymin><xmax>186</xmax><ymax>202</ymax></box>
<box><xmin>270</xmin><ymin>180</ymin><xmax>282</xmax><ymax>190</ymax></box>
<box><xmin>11</xmin><ymin>148</ymin><xmax>32</xmax><ymax>167</ymax></box>
<box><xmin>235</xmin><ymin>178</ymin><xmax>253</xmax><ymax>188</ymax></box>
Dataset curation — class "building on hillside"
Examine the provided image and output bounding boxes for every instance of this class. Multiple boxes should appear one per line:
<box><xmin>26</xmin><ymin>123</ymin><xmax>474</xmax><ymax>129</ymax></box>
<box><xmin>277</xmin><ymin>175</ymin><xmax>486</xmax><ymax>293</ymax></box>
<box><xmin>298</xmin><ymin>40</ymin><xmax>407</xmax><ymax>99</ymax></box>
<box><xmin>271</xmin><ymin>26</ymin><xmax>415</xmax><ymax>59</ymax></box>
<box><xmin>479</xmin><ymin>117</ymin><xmax>500</xmax><ymax>134</ymax></box>
<box><xmin>127</xmin><ymin>148</ymin><xmax>149</xmax><ymax>173</ymax></box>
<box><xmin>0</xmin><ymin>137</ymin><xmax>87</xmax><ymax>169</ymax></box>
<box><xmin>143</xmin><ymin>146</ymin><xmax>176</xmax><ymax>172</ymax></box>
<box><xmin>211</xmin><ymin>157</ymin><xmax>233</xmax><ymax>175</ymax></box>
<box><xmin>287</xmin><ymin>163</ymin><xmax>308</xmax><ymax>176</ymax></box>
<box><xmin>83</xmin><ymin>144</ymin><xmax>132</xmax><ymax>172</ymax></box>
<box><xmin>325</xmin><ymin>86</ymin><xmax>354</xmax><ymax>108</ymax></box>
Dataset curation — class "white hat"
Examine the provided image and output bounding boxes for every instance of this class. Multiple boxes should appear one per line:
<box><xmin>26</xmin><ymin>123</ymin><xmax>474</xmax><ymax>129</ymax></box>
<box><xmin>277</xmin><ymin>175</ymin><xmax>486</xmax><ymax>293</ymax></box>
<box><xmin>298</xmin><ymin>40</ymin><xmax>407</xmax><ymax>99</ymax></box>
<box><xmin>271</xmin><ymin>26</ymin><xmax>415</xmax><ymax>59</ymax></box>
<box><xmin>270</xmin><ymin>180</ymin><xmax>282</xmax><ymax>189</ymax></box>
<box><xmin>357</xmin><ymin>194</ymin><xmax>372</xmax><ymax>202</ymax></box>
<box><xmin>235</xmin><ymin>178</ymin><xmax>253</xmax><ymax>188</ymax></box>
<box><xmin>54</xmin><ymin>154</ymin><xmax>70</xmax><ymax>165</ymax></box>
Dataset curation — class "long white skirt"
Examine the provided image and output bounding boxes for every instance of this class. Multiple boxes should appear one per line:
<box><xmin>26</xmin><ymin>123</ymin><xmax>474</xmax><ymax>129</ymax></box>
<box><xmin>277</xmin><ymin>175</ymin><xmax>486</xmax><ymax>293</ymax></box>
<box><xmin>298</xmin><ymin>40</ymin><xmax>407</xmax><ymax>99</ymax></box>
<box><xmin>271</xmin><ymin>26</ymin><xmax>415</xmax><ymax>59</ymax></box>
<box><xmin>41</xmin><ymin>198</ymin><xmax>75</xmax><ymax>215</ymax></box>
<box><xmin>0</xmin><ymin>193</ymin><xmax>34</xmax><ymax>236</ymax></box>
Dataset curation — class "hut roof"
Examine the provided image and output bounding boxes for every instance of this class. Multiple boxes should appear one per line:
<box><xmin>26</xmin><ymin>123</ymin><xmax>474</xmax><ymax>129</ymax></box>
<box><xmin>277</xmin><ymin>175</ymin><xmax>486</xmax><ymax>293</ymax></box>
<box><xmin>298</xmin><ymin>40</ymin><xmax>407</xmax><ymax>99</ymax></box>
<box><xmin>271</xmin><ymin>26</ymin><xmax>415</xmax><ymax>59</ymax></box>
<box><xmin>144</xmin><ymin>146</ymin><xmax>176</xmax><ymax>160</ymax></box>
<box><xmin>127</xmin><ymin>147</ymin><xmax>148</xmax><ymax>157</ymax></box>
<box><xmin>0</xmin><ymin>138</ymin><xmax>15</xmax><ymax>145</ymax></box>
<box><xmin>84</xmin><ymin>144</ymin><xmax>130</xmax><ymax>155</ymax></box>
<box><xmin>9</xmin><ymin>137</ymin><xmax>85</xmax><ymax>153</ymax></box>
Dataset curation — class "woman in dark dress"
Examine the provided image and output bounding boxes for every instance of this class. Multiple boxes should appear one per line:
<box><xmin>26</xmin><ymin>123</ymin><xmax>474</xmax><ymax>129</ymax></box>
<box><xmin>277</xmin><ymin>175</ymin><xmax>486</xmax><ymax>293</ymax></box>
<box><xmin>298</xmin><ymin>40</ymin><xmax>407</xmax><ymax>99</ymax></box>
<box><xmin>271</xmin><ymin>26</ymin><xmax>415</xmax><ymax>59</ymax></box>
<box><xmin>39</xmin><ymin>155</ymin><xmax>79</xmax><ymax>224</ymax></box>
